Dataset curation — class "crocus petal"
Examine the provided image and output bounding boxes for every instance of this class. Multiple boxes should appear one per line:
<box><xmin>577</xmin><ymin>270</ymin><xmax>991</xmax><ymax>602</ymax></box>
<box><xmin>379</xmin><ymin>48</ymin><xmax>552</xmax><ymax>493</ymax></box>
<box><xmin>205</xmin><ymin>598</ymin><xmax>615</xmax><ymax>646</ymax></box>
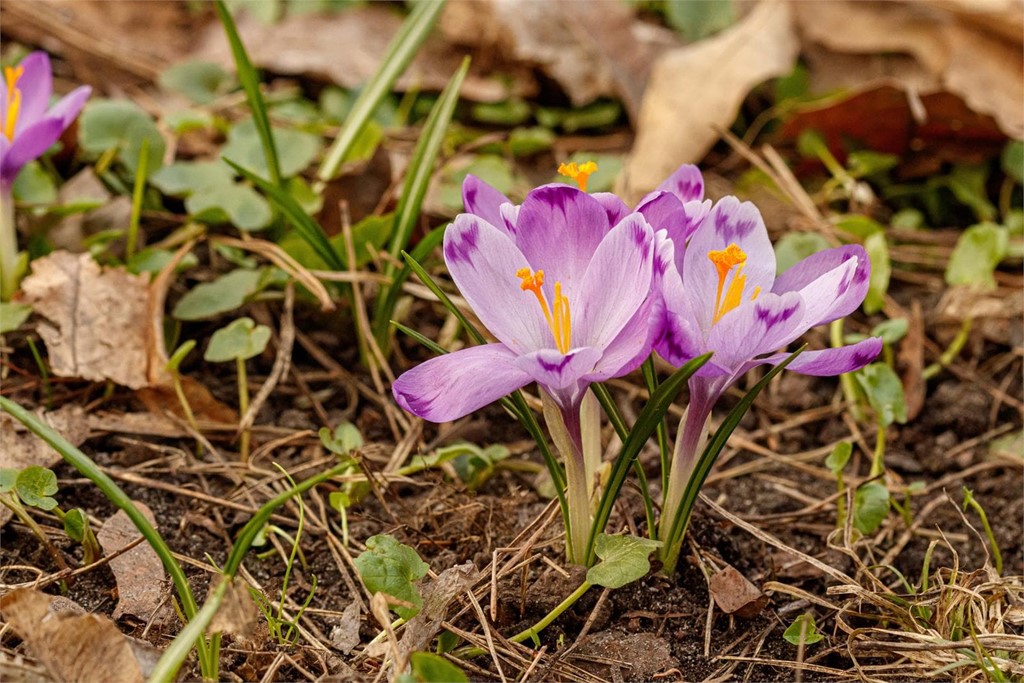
<box><xmin>683</xmin><ymin>196</ymin><xmax>776</xmax><ymax>331</ymax></box>
<box><xmin>513</xmin><ymin>184</ymin><xmax>612</xmax><ymax>290</ymax></box>
<box><xmin>47</xmin><ymin>86</ymin><xmax>91</xmax><ymax>128</ymax></box>
<box><xmin>573</xmin><ymin>212</ymin><xmax>654</xmax><ymax>348</ymax></box>
<box><xmin>462</xmin><ymin>174</ymin><xmax>513</xmax><ymax>235</ymax></box>
<box><xmin>743</xmin><ymin>337</ymin><xmax>882</xmax><ymax>377</ymax></box>
<box><xmin>14</xmin><ymin>52</ymin><xmax>53</xmax><ymax>126</ymax></box>
<box><xmin>637</xmin><ymin>192</ymin><xmax>711</xmax><ymax>276</ymax></box>
<box><xmin>0</xmin><ymin>117</ymin><xmax>63</xmax><ymax>181</ymax></box>
<box><xmin>586</xmin><ymin>296</ymin><xmax>656</xmax><ymax>381</ymax></box>
<box><xmin>516</xmin><ymin>346</ymin><xmax>602</xmax><ymax>398</ymax></box>
<box><xmin>443</xmin><ymin>214</ymin><xmax>549</xmax><ymax>354</ymax></box>
<box><xmin>705</xmin><ymin>292</ymin><xmax>805</xmax><ymax>370</ymax></box>
<box><xmin>655</xmin><ymin>163</ymin><xmax>704</xmax><ymax>202</ymax></box>
<box><xmin>392</xmin><ymin>344</ymin><xmax>532</xmax><ymax>422</ymax></box>
<box><xmin>653</xmin><ymin>260</ymin><xmax>705</xmax><ymax>366</ymax></box>
<box><xmin>773</xmin><ymin>244</ymin><xmax>871</xmax><ymax>328</ymax></box>
<box><xmin>590</xmin><ymin>191</ymin><xmax>632</xmax><ymax>227</ymax></box>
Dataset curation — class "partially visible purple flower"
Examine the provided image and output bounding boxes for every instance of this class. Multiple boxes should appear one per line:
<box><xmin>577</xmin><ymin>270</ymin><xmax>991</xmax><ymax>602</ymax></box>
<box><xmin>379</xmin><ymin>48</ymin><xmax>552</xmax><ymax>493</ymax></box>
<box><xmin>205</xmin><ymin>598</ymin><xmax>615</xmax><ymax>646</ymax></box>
<box><xmin>393</xmin><ymin>183</ymin><xmax>666</xmax><ymax>421</ymax></box>
<box><xmin>0</xmin><ymin>51</ymin><xmax>91</xmax><ymax>188</ymax></box>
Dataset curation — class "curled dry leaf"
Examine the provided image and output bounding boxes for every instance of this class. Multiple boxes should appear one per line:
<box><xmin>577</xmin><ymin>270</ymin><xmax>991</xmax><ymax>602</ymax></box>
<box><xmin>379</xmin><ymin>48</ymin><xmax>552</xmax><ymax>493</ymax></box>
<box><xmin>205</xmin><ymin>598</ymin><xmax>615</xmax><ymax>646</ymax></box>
<box><xmin>208</xmin><ymin>577</ymin><xmax>259</xmax><ymax>640</ymax></box>
<box><xmin>0</xmin><ymin>405</ymin><xmax>89</xmax><ymax>526</ymax></box>
<box><xmin>330</xmin><ymin>600</ymin><xmax>362</xmax><ymax>655</ymax></box>
<box><xmin>623</xmin><ymin>0</ymin><xmax>799</xmax><ymax>201</ymax></box>
<box><xmin>96</xmin><ymin>503</ymin><xmax>173</xmax><ymax>625</ymax></box>
<box><xmin>397</xmin><ymin>562</ymin><xmax>477</xmax><ymax>663</ymax></box>
<box><xmin>707</xmin><ymin>564</ymin><xmax>768</xmax><ymax>618</ymax></box>
<box><xmin>0</xmin><ymin>589</ymin><xmax>159</xmax><ymax>683</ymax></box>
<box><xmin>19</xmin><ymin>251</ymin><xmax>151</xmax><ymax>389</ymax></box>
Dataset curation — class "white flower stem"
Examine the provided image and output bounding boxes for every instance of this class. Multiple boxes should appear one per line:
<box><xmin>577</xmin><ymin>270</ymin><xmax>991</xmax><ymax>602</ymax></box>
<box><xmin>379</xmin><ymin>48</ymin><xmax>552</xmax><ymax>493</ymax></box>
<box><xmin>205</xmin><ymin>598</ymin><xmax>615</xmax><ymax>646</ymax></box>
<box><xmin>541</xmin><ymin>390</ymin><xmax>592</xmax><ymax>564</ymax></box>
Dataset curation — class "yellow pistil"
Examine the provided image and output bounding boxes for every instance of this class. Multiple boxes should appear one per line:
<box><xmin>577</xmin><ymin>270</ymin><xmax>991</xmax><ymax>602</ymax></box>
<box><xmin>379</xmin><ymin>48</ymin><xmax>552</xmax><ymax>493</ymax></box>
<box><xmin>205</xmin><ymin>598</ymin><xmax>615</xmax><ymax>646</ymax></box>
<box><xmin>708</xmin><ymin>243</ymin><xmax>761</xmax><ymax>323</ymax></box>
<box><xmin>517</xmin><ymin>267</ymin><xmax>572</xmax><ymax>354</ymax></box>
<box><xmin>3</xmin><ymin>65</ymin><xmax>24</xmax><ymax>140</ymax></box>
<box><xmin>557</xmin><ymin>160</ymin><xmax>598</xmax><ymax>192</ymax></box>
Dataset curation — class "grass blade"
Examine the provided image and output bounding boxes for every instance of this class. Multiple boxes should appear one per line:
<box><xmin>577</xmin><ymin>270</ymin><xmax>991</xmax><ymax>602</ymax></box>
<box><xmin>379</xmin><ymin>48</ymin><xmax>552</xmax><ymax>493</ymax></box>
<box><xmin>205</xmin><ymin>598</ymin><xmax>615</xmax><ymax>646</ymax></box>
<box><xmin>318</xmin><ymin>0</ymin><xmax>447</xmax><ymax>183</ymax></box>
<box><xmin>373</xmin><ymin>57</ymin><xmax>470</xmax><ymax>346</ymax></box>
<box><xmin>214</xmin><ymin>0</ymin><xmax>282</xmax><ymax>187</ymax></box>
<box><xmin>585</xmin><ymin>353</ymin><xmax>713</xmax><ymax>565</ymax></box>
<box><xmin>225</xmin><ymin>158</ymin><xmax>343</xmax><ymax>272</ymax></box>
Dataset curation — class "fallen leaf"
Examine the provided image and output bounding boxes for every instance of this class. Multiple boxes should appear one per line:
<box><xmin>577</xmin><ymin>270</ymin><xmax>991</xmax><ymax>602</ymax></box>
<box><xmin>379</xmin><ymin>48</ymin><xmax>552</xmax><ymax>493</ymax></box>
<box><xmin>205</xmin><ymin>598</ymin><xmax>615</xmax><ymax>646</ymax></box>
<box><xmin>623</xmin><ymin>0</ymin><xmax>799</xmax><ymax>201</ymax></box>
<box><xmin>573</xmin><ymin>628</ymin><xmax>678</xmax><ymax>682</ymax></box>
<box><xmin>397</xmin><ymin>562</ymin><xmax>477</xmax><ymax>663</ymax></box>
<box><xmin>208</xmin><ymin>577</ymin><xmax>258</xmax><ymax>639</ymax></box>
<box><xmin>97</xmin><ymin>503</ymin><xmax>173</xmax><ymax>625</ymax></box>
<box><xmin>0</xmin><ymin>589</ymin><xmax>158</xmax><ymax>683</ymax></box>
<box><xmin>19</xmin><ymin>251</ymin><xmax>151</xmax><ymax>389</ymax></box>
<box><xmin>0</xmin><ymin>405</ymin><xmax>89</xmax><ymax>526</ymax></box>
<box><xmin>190</xmin><ymin>4</ymin><xmax>515</xmax><ymax>102</ymax></box>
<box><xmin>708</xmin><ymin>564</ymin><xmax>768</xmax><ymax>618</ymax></box>
<box><xmin>330</xmin><ymin>600</ymin><xmax>362</xmax><ymax>655</ymax></box>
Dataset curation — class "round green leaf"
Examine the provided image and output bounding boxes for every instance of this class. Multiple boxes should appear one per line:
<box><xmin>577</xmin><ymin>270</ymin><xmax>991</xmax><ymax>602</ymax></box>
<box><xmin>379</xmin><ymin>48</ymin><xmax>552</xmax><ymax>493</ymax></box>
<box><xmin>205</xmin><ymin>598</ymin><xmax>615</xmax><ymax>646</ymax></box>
<box><xmin>774</xmin><ymin>232</ymin><xmax>831</xmax><ymax>275</ymax></box>
<box><xmin>186</xmin><ymin>184</ymin><xmax>273</xmax><ymax>231</ymax></box>
<box><xmin>172</xmin><ymin>268</ymin><xmax>267</xmax><ymax>321</ymax></box>
<box><xmin>15</xmin><ymin>466</ymin><xmax>59</xmax><ymax>511</ymax></box>
<box><xmin>586</xmin><ymin>533</ymin><xmax>662</xmax><ymax>589</ymax></box>
<box><xmin>159</xmin><ymin>60</ymin><xmax>237</xmax><ymax>105</ymax></box>
<box><xmin>79</xmin><ymin>99</ymin><xmax>166</xmax><ymax>177</ymax></box>
<box><xmin>353</xmin><ymin>534</ymin><xmax>428</xmax><ymax>621</ymax></box>
<box><xmin>150</xmin><ymin>161</ymin><xmax>235</xmax><ymax>197</ymax></box>
<box><xmin>221</xmin><ymin>118</ymin><xmax>322</xmax><ymax>180</ymax></box>
<box><xmin>853</xmin><ymin>481</ymin><xmax>890</xmax><ymax>535</ymax></box>
<box><xmin>204</xmin><ymin>317</ymin><xmax>271</xmax><ymax>362</ymax></box>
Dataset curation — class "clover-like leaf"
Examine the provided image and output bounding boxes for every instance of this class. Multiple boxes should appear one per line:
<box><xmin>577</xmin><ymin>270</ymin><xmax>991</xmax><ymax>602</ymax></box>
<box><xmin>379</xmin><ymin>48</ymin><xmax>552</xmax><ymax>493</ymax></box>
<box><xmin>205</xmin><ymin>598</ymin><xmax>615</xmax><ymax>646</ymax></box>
<box><xmin>586</xmin><ymin>534</ymin><xmax>662</xmax><ymax>589</ymax></box>
<box><xmin>186</xmin><ymin>184</ymin><xmax>273</xmax><ymax>232</ymax></box>
<box><xmin>15</xmin><ymin>466</ymin><xmax>59</xmax><ymax>511</ymax></box>
<box><xmin>159</xmin><ymin>60</ymin><xmax>237</xmax><ymax>105</ymax></box>
<box><xmin>79</xmin><ymin>99</ymin><xmax>166</xmax><ymax>177</ymax></box>
<box><xmin>406</xmin><ymin>652</ymin><xmax>468</xmax><ymax>683</ymax></box>
<box><xmin>319</xmin><ymin>422</ymin><xmax>363</xmax><ymax>457</ymax></box>
<box><xmin>150</xmin><ymin>161</ymin><xmax>235</xmax><ymax>197</ymax></box>
<box><xmin>0</xmin><ymin>468</ymin><xmax>18</xmax><ymax>493</ymax></box>
<box><xmin>353</xmin><ymin>534</ymin><xmax>429</xmax><ymax>620</ymax></box>
<box><xmin>824</xmin><ymin>441</ymin><xmax>852</xmax><ymax>477</ymax></box>
<box><xmin>204</xmin><ymin>317</ymin><xmax>271</xmax><ymax>363</ymax></box>
<box><xmin>855</xmin><ymin>363</ymin><xmax>907</xmax><ymax>428</ymax></box>
<box><xmin>945</xmin><ymin>222</ymin><xmax>1009</xmax><ymax>291</ymax></box>
<box><xmin>221</xmin><ymin>118</ymin><xmax>322</xmax><ymax>180</ymax></box>
<box><xmin>853</xmin><ymin>481</ymin><xmax>890</xmax><ymax>535</ymax></box>
<box><xmin>783</xmin><ymin>613</ymin><xmax>825</xmax><ymax>646</ymax></box>
<box><xmin>172</xmin><ymin>268</ymin><xmax>269</xmax><ymax>321</ymax></box>
<box><xmin>63</xmin><ymin>508</ymin><xmax>88</xmax><ymax>543</ymax></box>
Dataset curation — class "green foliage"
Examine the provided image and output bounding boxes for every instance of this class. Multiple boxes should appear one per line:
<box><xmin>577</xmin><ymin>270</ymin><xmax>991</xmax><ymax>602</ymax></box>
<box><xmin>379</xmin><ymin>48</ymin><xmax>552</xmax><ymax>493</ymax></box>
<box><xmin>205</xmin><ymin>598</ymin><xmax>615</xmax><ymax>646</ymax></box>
<box><xmin>774</xmin><ymin>232</ymin><xmax>830</xmax><ymax>275</ymax></box>
<box><xmin>353</xmin><ymin>534</ymin><xmax>429</xmax><ymax>620</ymax></box>
<box><xmin>853</xmin><ymin>481</ymin><xmax>890</xmax><ymax>535</ymax></box>
<box><xmin>398</xmin><ymin>652</ymin><xmax>469</xmax><ymax>683</ymax></box>
<box><xmin>945</xmin><ymin>222</ymin><xmax>1009</xmax><ymax>290</ymax></box>
<box><xmin>1002</xmin><ymin>140</ymin><xmax>1023</xmax><ymax>184</ymax></box>
<box><xmin>62</xmin><ymin>508</ymin><xmax>88</xmax><ymax>542</ymax></box>
<box><xmin>15</xmin><ymin>466</ymin><xmax>59</xmax><ymax>511</ymax></box>
<box><xmin>0</xmin><ymin>302</ymin><xmax>32</xmax><ymax>333</ymax></box>
<box><xmin>436</xmin><ymin>155</ymin><xmax>519</xmax><ymax>215</ymax></box>
<box><xmin>172</xmin><ymin>268</ymin><xmax>270</xmax><ymax>320</ymax></box>
<box><xmin>855</xmin><ymin>363</ymin><xmax>907</xmax><ymax>427</ymax></box>
<box><xmin>824</xmin><ymin>441</ymin><xmax>852</xmax><ymax>477</ymax></box>
<box><xmin>127</xmin><ymin>248</ymin><xmax>199</xmax><ymax>275</ymax></box>
<box><xmin>159</xmin><ymin>61</ymin><xmax>237</xmax><ymax>104</ymax></box>
<box><xmin>164</xmin><ymin>109</ymin><xmax>215</xmax><ymax>135</ymax></box>
<box><xmin>221</xmin><ymin>118</ymin><xmax>322</xmax><ymax>181</ymax></box>
<box><xmin>79</xmin><ymin>99</ymin><xmax>166</xmax><ymax>178</ymax></box>
<box><xmin>507</xmin><ymin>127</ymin><xmax>555</xmax><ymax>156</ymax></box>
<box><xmin>586</xmin><ymin>534</ymin><xmax>661</xmax><ymax>589</ymax></box>
<box><xmin>0</xmin><ymin>468</ymin><xmax>17</xmax><ymax>492</ymax></box>
<box><xmin>187</xmin><ymin>183</ymin><xmax>274</xmax><ymax>231</ymax></box>
<box><xmin>535</xmin><ymin>101</ymin><xmax>622</xmax><ymax>133</ymax></box>
<box><xmin>846</xmin><ymin>150</ymin><xmax>899</xmax><ymax>179</ymax></box>
<box><xmin>663</xmin><ymin>0</ymin><xmax>735</xmax><ymax>41</ymax></box>
<box><xmin>279</xmin><ymin>213</ymin><xmax>393</xmax><ymax>271</ymax></box>
<box><xmin>783</xmin><ymin>613</ymin><xmax>824</xmax><ymax>645</ymax></box>
<box><xmin>872</xmin><ymin>318</ymin><xmax>908</xmax><ymax>346</ymax></box>
<box><xmin>12</xmin><ymin>161</ymin><xmax>58</xmax><ymax>205</ymax></box>
<box><xmin>151</xmin><ymin>160</ymin><xmax>235</xmax><ymax>195</ymax></box>
<box><xmin>471</xmin><ymin>98</ymin><xmax>531</xmax><ymax>126</ymax></box>
<box><xmin>947</xmin><ymin>164</ymin><xmax>996</xmax><ymax>222</ymax></box>
<box><xmin>834</xmin><ymin>214</ymin><xmax>884</xmax><ymax>240</ymax></box>
<box><xmin>319</xmin><ymin>422</ymin><xmax>363</xmax><ymax>457</ymax></box>
<box><xmin>204</xmin><ymin>317</ymin><xmax>271</xmax><ymax>362</ymax></box>
<box><xmin>862</xmin><ymin>231</ymin><xmax>890</xmax><ymax>314</ymax></box>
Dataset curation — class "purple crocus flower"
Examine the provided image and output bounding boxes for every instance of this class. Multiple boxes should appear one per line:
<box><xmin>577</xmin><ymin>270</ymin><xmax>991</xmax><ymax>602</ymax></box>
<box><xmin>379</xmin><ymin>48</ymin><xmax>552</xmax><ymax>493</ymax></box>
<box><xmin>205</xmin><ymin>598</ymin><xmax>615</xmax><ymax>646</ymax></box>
<box><xmin>393</xmin><ymin>178</ymin><xmax>665</xmax><ymax>562</ymax></box>
<box><xmin>1</xmin><ymin>51</ymin><xmax>90</xmax><ymax>301</ymax></box>
<box><xmin>655</xmin><ymin>194</ymin><xmax>882</xmax><ymax>571</ymax></box>
<box><xmin>0</xmin><ymin>51</ymin><xmax>91</xmax><ymax>190</ymax></box>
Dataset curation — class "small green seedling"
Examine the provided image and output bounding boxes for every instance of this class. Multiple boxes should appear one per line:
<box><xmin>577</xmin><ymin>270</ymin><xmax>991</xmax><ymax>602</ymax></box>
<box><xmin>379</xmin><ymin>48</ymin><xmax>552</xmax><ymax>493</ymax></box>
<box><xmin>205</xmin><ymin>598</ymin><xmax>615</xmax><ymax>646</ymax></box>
<box><xmin>166</xmin><ymin>340</ymin><xmax>201</xmax><ymax>449</ymax></box>
<box><xmin>825</xmin><ymin>441</ymin><xmax>852</xmax><ymax>529</ymax></box>
<box><xmin>353</xmin><ymin>534</ymin><xmax>429</xmax><ymax>621</ymax></box>
<box><xmin>320</xmin><ymin>421</ymin><xmax>365</xmax><ymax>546</ymax></box>
<box><xmin>204</xmin><ymin>317</ymin><xmax>271</xmax><ymax>461</ymax></box>
<box><xmin>783</xmin><ymin>612</ymin><xmax>825</xmax><ymax>646</ymax></box>
<box><xmin>395</xmin><ymin>652</ymin><xmax>468</xmax><ymax>683</ymax></box>
<box><xmin>0</xmin><ymin>466</ymin><xmax>100</xmax><ymax>572</ymax></box>
<box><xmin>962</xmin><ymin>487</ymin><xmax>1004</xmax><ymax>575</ymax></box>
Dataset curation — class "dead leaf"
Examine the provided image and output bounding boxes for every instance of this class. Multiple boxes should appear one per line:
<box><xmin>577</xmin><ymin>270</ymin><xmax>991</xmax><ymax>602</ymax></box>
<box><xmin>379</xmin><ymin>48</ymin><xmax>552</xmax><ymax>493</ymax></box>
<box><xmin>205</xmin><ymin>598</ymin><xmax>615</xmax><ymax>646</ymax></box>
<box><xmin>708</xmin><ymin>565</ymin><xmax>768</xmax><ymax>618</ymax></box>
<box><xmin>573</xmin><ymin>628</ymin><xmax>678</xmax><ymax>681</ymax></box>
<box><xmin>397</xmin><ymin>562</ymin><xmax>476</xmax><ymax>663</ymax></box>
<box><xmin>0</xmin><ymin>405</ymin><xmax>89</xmax><ymax>526</ymax></box>
<box><xmin>97</xmin><ymin>503</ymin><xmax>173</xmax><ymax>625</ymax></box>
<box><xmin>19</xmin><ymin>251</ymin><xmax>151</xmax><ymax>389</ymax></box>
<box><xmin>208</xmin><ymin>578</ymin><xmax>258</xmax><ymax>639</ymax></box>
<box><xmin>329</xmin><ymin>600</ymin><xmax>362</xmax><ymax>655</ymax></box>
<box><xmin>135</xmin><ymin>377</ymin><xmax>239</xmax><ymax>425</ymax></box>
<box><xmin>794</xmin><ymin>0</ymin><xmax>1024</xmax><ymax>139</ymax></box>
<box><xmin>190</xmin><ymin>4</ymin><xmax>516</xmax><ymax>102</ymax></box>
<box><xmin>1</xmin><ymin>589</ymin><xmax>158</xmax><ymax>683</ymax></box>
<box><xmin>622</xmin><ymin>0</ymin><xmax>799</xmax><ymax>201</ymax></box>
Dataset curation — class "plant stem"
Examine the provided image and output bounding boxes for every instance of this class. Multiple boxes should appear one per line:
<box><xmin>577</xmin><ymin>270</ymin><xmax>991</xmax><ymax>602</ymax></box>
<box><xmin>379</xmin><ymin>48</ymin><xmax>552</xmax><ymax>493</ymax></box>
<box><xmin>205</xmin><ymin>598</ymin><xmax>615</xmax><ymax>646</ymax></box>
<box><xmin>870</xmin><ymin>421</ymin><xmax>886</xmax><ymax>479</ymax></box>
<box><xmin>0</xmin><ymin>494</ymin><xmax>70</xmax><ymax>574</ymax></box>
<box><xmin>1</xmin><ymin>184</ymin><xmax>18</xmax><ymax>301</ymax></box>
<box><xmin>831</xmin><ymin>318</ymin><xmax>863</xmax><ymax>420</ymax></box>
<box><xmin>923</xmin><ymin>317</ymin><xmax>972</xmax><ymax>380</ymax></box>
<box><xmin>126</xmin><ymin>138</ymin><xmax>149</xmax><ymax>261</ymax></box>
<box><xmin>552</xmin><ymin>401</ymin><xmax>591</xmax><ymax>565</ymax></box>
<box><xmin>236</xmin><ymin>357</ymin><xmax>250</xmax><ymax>462</ymax></box>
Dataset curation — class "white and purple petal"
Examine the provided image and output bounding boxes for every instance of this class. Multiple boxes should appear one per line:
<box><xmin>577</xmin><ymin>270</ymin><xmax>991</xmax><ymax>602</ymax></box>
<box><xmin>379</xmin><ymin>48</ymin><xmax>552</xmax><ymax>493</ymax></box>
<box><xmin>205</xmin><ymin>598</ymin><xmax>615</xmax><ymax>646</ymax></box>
<box><xmin>462</xmin><ymin>174</ymin><xmax>513</xmax><ymax>235</ymax></box>
<box><xmin>654</xmin><ymin>164</ymin><xmax>704</xmax><ymax>203</ymax></box>
<box><xmin>0</xmin><ymin>117</ymin><xmax>64</xmax><ymax>184</ymax></box>
<box><xmin>14</xmin><ymin>52</ymin><xmax>53</xmax><ymax>127</ymax></box>
<box><xmin>742</xmin><ymin>337</ymin><xmax>882</xmax><ymax>377</ymax></box>
<box><xmin>516</xmin><ymin>346</ymin><xmax>602</xmax><ymax>406</ymax></box>
<box><xmin>47</xmin><ymin>86</ymin><xmax>92</xmax><ymax>129</ymax></box>
<box><xmin>392</xmin><ymin>344</ymin><xmax>532</xmax><ymax>422</ymax></box>
<box><xmin>443</xmin><ymin>214</ymin><xmax>549</xmax><ymax>354</ymax></box>
<box><xmin>773</xmin><ymin>244</ymin><xmax>871</xmax><ymax>329</ymax></box>
<box><xmin>705</xmin><ymin>292</ymin><xmax>805</xmax><ymax>370</ymax></box>
<box><xmin>591</xmin><ymin>191</ymin><xmax>632</xmax><ymax>228</ymax></box>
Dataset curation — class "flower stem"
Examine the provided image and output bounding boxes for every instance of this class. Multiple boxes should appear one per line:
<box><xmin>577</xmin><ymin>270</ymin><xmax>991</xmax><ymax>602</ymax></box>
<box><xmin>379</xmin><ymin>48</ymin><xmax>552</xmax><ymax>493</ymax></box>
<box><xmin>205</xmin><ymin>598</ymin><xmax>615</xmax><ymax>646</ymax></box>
<box><xmin>540</xmin><ymin>391</ymin><xmax>591</xmax><ymax>564</ymax></box>
<box><xmin>236</xmin><ymin>357</ymin><xmax>250</xmax><ymax>462</ymax></box>
<box><xmin>1</xmin><ymin>185</ymin><xmax>19</xmax><ymax>301</ymax></box>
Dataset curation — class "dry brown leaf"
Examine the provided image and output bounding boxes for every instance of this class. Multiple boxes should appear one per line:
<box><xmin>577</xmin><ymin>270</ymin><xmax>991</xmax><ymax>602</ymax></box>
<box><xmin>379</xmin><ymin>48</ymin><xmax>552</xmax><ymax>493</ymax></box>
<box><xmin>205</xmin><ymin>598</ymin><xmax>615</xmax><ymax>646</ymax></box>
<box><xmin>190</xmin><ymin>4</ymin><xmax>517</xmax><ymax>102</ymax></box>
<box><xmin>397</xmin><ymin>562</ymin><xmax>477</xmax><ymax>663</ymax></box>
<box><xmin>0</xmin><ymin>405</ymin><xmax>89</xmax><ymax>526</ymax></box>
<box><xmin>0</xmin><ymin>589</ymin><xmax>158</xmax><ymax>683</ymax></box>
<box><xmin>573</xmin><ymin>629</ymin><xmax>678</xmax><ymax>681</ymax></box>
<box><xmin>208</xmin><ymin>578</ymin><xmax>258</xmax><ymax>639</ymax></box>
<box><xmin>96</xmin><ymin>503</ymin><xmax>173</xmax><ymax>625</ymax></box>
<box><xmin>708</xmin><ymin>565</ymin><xmax>768</xmax><ymax>618</ymax></box>
<box><xmin>330</xmin><ymin>600</ymin><xmax>362</xmax><ymax>655</ymax></box>
<box><xmin>19</xmin><ymin>251</ymin><xmax>151</xmax><ymax>389</ymax></box>
<box><xmin>794</xmin><ymin>0</ymin><xmax>1024</xmax><ymax>139</ymax></box>
<box><xmin>622</xmin><ymin>0</ymin><xmax>799</xmax><ymax>201</ymax></box>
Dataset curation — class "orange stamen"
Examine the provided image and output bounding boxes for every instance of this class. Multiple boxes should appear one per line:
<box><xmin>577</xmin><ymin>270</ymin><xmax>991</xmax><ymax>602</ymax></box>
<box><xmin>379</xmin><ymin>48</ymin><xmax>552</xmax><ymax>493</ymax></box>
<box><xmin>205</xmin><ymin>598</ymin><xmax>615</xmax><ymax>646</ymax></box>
<box><xmin>557</xmin><ymin>160</ymin><xmax>598</xmax><ymax>192</ymax></box>
<box><xmin>3</xmin><ymin>65</ymin><xmax>24</xmax><ymax>140</ymax></box>
<box><xmin>517</xmin><ymin>267</ymin><xmax>572</xmax><ymax>354</ymax></box>
<box><xmin>708</xmin><ymin>243</ymin><xmax>758</xmax><ymax>323</ymax></box>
